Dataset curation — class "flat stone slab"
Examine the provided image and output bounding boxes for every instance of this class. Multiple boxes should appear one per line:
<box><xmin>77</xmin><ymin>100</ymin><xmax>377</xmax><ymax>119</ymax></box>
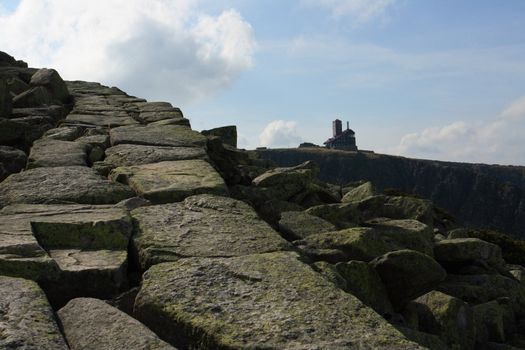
<box><xmin>0</xmin><ymin>276</ymin><xmax>68</xmax><ymax>349</ymax></box>
<box><xmin>102</xmin><ymin>144</ymin><xmax>207</xmax><ymax>168</ymax></box>
<box><xmin>136</xmin><ymin>110</ymin><xmax>183</xmax><ymax>123</ymax></box>
<box><xmin>0</xmin><ymin>166</ymin><xmax>134</xmax><ymax>207</ymax></box>
<box><xmin>110</xmin><ymin>160</ymin><xmax>227</xmax><ymax>203</ymax></box>
<box><xmin>130</xmin><ymin>194</ymin><xmax>292</xmax><ymax>269</ymax></box>
<box><xmin>278</xmin><ymin>210</ymin><xmax>336</xmax><ymax>240</ymax></box>
<box><xmin>59</xmin><ymin>298</ymin><xmax>176</xmax><ymax>350</ymax></box>
<box><xmin>135</xmin><ymin>251</ymin><xmax>422</xmax><ymax>349</ymax></box>
<box><xmin>0</xmin><ymin>204</ymin><xmax>132</xmax><ymax>282</ymax></box>
<box><xmin>27</xmin><ymin>138</ymin><xmax>88</xmax><ymax>168</ymax></box>
<box><xmin>110</xmin><ymin>124</ymin><xmax>207</xmax><ymax>148</ymax></box>
<box><xmin>66</xmin><ymin>113</ymin><xmax>139</xmax><ymax>127</ymax></box>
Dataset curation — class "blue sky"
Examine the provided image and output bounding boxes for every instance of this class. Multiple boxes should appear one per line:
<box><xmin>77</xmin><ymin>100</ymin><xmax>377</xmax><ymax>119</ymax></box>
<box><xmin>2</xmin><ymin>0</ymin><xmax>525</xmax><ymax>165</ymax></box>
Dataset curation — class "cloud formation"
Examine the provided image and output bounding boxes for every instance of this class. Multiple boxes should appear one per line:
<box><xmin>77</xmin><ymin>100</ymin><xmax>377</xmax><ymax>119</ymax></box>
<box><xmin>0</xmin><ymin>0</ymin><xmax>256</xmax><ymax>104</ymax></box>
<box><xmin>302</xmin><ymin>0</ymin><xmax>396</xmax><ymax>22</ymax></box>
<box><xmin>393</xmin><ymin>96</ymin><xmax>525</xmax><ymax>165</ymax></box>
<box><xmin>259</xmin><ymin>120</ymin><xmax>302</xmax><ymax>148</ymax></box>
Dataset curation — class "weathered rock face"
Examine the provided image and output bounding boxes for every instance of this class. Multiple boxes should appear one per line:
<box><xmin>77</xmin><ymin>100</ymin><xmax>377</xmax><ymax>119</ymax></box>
<box><xmin>0</xmin><ymin>146</ymin><xmax>26</xmax><ymax>181</ymax></box>
<box><xmin>110</xmin><ymin>160</ymin><xmax>228</xmax><ymax>203</ymax></box>
<box><xmin>110</xmin><ymin>124</ymin><xmax>207</xmax><ymax>148</ymax></box>
<box><xmin>29</xmin><ymin>68</ymin><xmax>70</xmax><ymax>103</ymax></box>
<box><xmin>135</xmin><ymin>252</ymin><xmax>422</xmax><ymax>350</ymax></box>
<box><xmin>278</xmin><ymin>210</ymin><xmax>336</xmax><ymax>239</ymax></box>
<box><xmin>58</xmin><ymin>298</ymin><xmax>176</xmax><ymax>350</ymax></box>
<box><xmin>370</xmin><ymin>249</ymin><xmax>447</xmax><ymax>309</ymax></box>
<box><xmin>27</xmin><ymin>138</ymin><xmax>89</xmax><ymax>168</ymax></box>
<box><xmin>0</xmin><ymin>77</ymin><xmax>12</xmax><ymax>117</ymax></box>
<box><xmin>131</xmin><ymin>194</ymin><xmax>292</xmax><ymax>270</ymax></box>
<box><xmin>256</xmin><ymin>148</ymin><xmax>525</xmax><ymax>238</ymax></box>
<box><xmin>0</xmin><ymin>276</ymin><xmax>68</xmax><ymax>349</ymax></box>
<box><xmin>0</xmin><ymin>166</ymin><xmax>134</xmax><ymax>207</ymax></box>
<box><xmin>201</xmin><ymin>125</ymin><xmax>237</xmax><ymax>147</ymax></box>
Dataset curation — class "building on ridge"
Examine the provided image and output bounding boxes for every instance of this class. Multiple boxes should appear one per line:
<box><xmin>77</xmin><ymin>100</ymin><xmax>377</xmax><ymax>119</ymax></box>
<box><xmin>323</xmin><ymin>119</ymin><xmax>358</xmax><ymax>151</ymax></box>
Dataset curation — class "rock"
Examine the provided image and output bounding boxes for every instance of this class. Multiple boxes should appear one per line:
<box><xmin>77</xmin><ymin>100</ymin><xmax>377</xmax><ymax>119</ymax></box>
<box><xmin>45</xmin><ymin>249</ymin><xmax>128</xmax><ymax>307</ymax></box>
<box><xmin>110</xmin><ymin>160</ymin><xmax>227</xmax><ymax>204</ymax></box>
<box><xmin>130</xmin><ymin>194</ymin><xmax>292</xmax><ymax>269</ymax></box>
<box><xmin>0</xmin><ymin>276</ymin><xmax>68</xmax><ymax>349</ymax></box>
<box><xmin>342</xmin><ymin>181</ymin><xmax>377</xmax><ymax>202</ymax></box>
<box><xmin>65</xmin><ymin>113</ymin><xmax>139</xmax><ymax>127</ymax></box>
<box><xmin>414</xmin><ymin>290</ymin><xmax>476</xmax><ymax>350</ymax></box>
<box><xmin>0</xmin><ymin>51</ymin><xmax>28</xmax><ymax>67</ymax></box>
<box><xmin>0</xmin><ymin>166</ymin><xmax>134</xmax><ymax>207</ymax></box>
<box><xmin>43</xmin><ymin>126</ymin><xmax>83</xmax><ymax>140</ymax></box>
<box><xmin>296</xmin><ymin>225</ymin><xmax>435</xmax><ymax>263</ymax></box>
<box><xmin>136</xmin><ymin>109</ymin><xmax>184</xmax><ymax>124</ymax></box>
<box><xmin>278</xmin><ymin>210</ymin><xmax>336</xmax><ymax>240</ymax></box>
<box><xmin>0</xmin><ymin>145</ymin><xmax>26</xmax><ymax>180</ymax></box>
<box><xmin>335</xmin><ymin>260</ymin><xmax>394</xmax><ymax>315</ymax></box>
<box><xmin>135</xmin><ymin>251</ymin><xmax>423</xmax><ymax>349</ymax></box>
<box><xmin>434</xmin><ymin>238</ymin><xmax>505</xmax><ymax>267</ymax></box>
<box><xmin>6</xmin><ymin>76</ymin><xmax>29</xmax><ymax>95</ymax></box>
<box><xmin>29</xmin><ymin>68</ymin><xmax>70</xmax><ymax>103</ymax></box>
<box><xmin>437</xmin><ymin>274</ymin><xmax>525</xmax><ymax>315</ymax></box>
<box><xmin>12</xmin><ymin>86</ymin><xmax>53</xmax><ymax>107</ymax></box>
<box><xmin>0</xmin><ymin>117</ymin><xmax>27</xmax><ymax>145</ymax></box>
<box><xmin>0</xmin><ymin>77</ymin><xmax>12</xmax><ymax>117</ymax></box>
<box><xmin>0</xmin><ymin>203</ymin><xmax>133</xmax><ymax>305</ymax></box>
<box><xmin>366</xmin><ymin>218</ymin><xmax>435</xmax><ymax>257</ymax></box>
<box><xmin>253</xmin><ymin>160</ymin><xmax>319</xmax><ymax>187</ymax></box>
<box><xmin>11</xmin><ymin>104</ymin><xmax>66</xmax><ymax>122</ymax></box>
<box><xmin>110</xmin><ymin>124</ymin><xmax>207</xmax><ymax>148</ymax></box>
<box><xmin>395</xmin><ymin>326</ymin><xmax>449</xmax><ymax>350</ymax></box>
<box><xmin>58</xmin><ymin>298</ymin><xmax>176</xmax><ymax>350</ymax></box>
<box><xmin>113</xmin><ymin>196</ymin><xmax>151</xmax><ymax>211</ymax></box>
<box><xmin>27</xmin><ymin>138</ymin><xmax>89</xmax><ymax>168</ymax></box>
<box><xmin>102</xmin><ymin>144</ymin><xmax>207</xmax><ymax>169</ymax></box>
<box><xmin>473</xmin><ymin>301</ymin><xmax>507</xmax><ymax>344</ymax></box>
<box><xmin>295</xmin><ymin>227</ymin><xmax>393</xmax><ymax>263</ymax></box>
<box><xmin>311</xmin><ymin>261</ymin><xmax>348</xmax><ymax>290</ymax></box>
<box><xmin>370</xmin><ymin>249</ymin><xmax>447</xmax><ymax>309</ymax></box>
<box><xmin>136</xmin><ymin>101</ymin><xmax>174</xmax><ymax>112</ymax></box>
<box><xmin>201</xmin><ymin>125</ymin><xmax>237</xmax><ymax>147</ymax></box>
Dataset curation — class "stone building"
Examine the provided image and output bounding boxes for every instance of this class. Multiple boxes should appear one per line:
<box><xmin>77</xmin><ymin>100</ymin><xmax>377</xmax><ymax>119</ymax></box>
<box><xmin>323</xmin><ymin>119</ymin><xmax>357</xmax><ymax>151</ymax></box>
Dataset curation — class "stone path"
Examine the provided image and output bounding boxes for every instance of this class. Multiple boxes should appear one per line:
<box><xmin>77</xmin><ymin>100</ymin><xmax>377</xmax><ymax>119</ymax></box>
<box><xmin>0</xmin><ymin>78</ymin><xmax>421</xmax><ymax>349</ymax></box>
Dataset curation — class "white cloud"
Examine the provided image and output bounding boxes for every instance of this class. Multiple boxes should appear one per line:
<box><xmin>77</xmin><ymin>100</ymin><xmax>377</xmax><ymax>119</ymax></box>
<box><xmin>259</xmin><ymin>120</ymin><xmax>302</xmax><ymax>148</ymax></box>
<box><xmin>392</xmin><ymin>96</ymin><xmax>525</xmax><ymax>165</ymax></box>
<box><xmin>0</xmin><ymin>0</ymin><xmax>256</xmax><ymax>104</ymax></box>
<box><xmin>302</xmin><ymin>0</ymin><xmax>396</xmax><ymax>22</ymax></box>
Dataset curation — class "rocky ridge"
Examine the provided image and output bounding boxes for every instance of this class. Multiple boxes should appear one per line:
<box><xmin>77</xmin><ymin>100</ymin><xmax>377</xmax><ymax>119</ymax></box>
<box><xmin>0</xmin><ymin>52</ymin><xmax>525</xmax><ymax>349</ymax></box>
<box><xmin>256</xmin><ymin>148</ymin><xmax>525</xmax><ymax>238</ymax></box>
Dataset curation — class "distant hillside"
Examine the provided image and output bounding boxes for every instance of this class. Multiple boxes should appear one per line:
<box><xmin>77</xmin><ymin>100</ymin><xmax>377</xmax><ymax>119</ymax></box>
<box><xmin>256</xmin><ymin>148</ymin><xmax>525</xmax><ymax>238</ymax></box>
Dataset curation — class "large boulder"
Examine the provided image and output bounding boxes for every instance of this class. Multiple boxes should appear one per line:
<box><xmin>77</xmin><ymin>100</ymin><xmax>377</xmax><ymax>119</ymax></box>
<box><xmin>65</xmin><ymin>113</ymin><xmax>139</xmax><ymax>127</ymax></box>
<box><xmin>253</xmin><ymin>160</ymin><xmax>319</xmax><ymax>188</ymax></box>
<box><xmin>414</xmin><ymin>290</ymin><xmax>476</xmax><ymax>350</ymax></box>
<box><xmin>342</xmin><ymin>181</ymin><xmax>377</xmax><ymax>202</ymax></box>
<box><xmin>0</xmin><ymin>166</ymin><xmax>134</xmax><ymax>207</ymax></box>
<box><xmin>58</xmin><ymin>298</ymin><xmax>176</xmax><ymax>350</ymax></box>
<box><xmin>295</xmin><ymin>227</ymin><xmax>394</xmax><ymax>263</ymax></box>
<box><xmin>201</xmin><ymin>125</ymin><xmax>237</xmax><ymax>147</ymax></box>
<box><xmin>434</xmin><ymin>238</ymin><xmax>505</xmax><ymax>268</ymax></box>
<box><xmin>12</xmin><ymin>86</ymin><xmax>53</xmax><ymax>107</ymax></box>
<box><xmin>0</xmin><ymin>76</ymin><xmax>11</xmax><ymax>117</ymax></box>
<box><xmin>110</xmin><ymin>124</ymin><xmax>207</xmax><ymax>148</ymax></box>
<box><xmin>29</xmin><ymin>68</ymin><xmax>70</xmax><ymax>103</ymax></box>
<box><xmin>278</xmin><ymin>210</ymin><xmax>336</xmax><ymax>240</ymax></box>
<box><xmin>130</xmin><ymin>194</ymin><xmax>292</xmax><ymax>270</ymax></box>
<box><xmin>27</xmin><ymin>138</ymin><xmax>89</xmax><ymax>168</ymax></box>
<box><xmin>0</xmin><ymin>276</ymin><xmax>68</xmax><ymax>349</ymax></box>
<box><xmin>135</xmin><ymin>251</ymin><xmax>423</xmax><ymax>349</ymax></box>
<box><xmin>0</xmin><ymin>145</ymin><xmax>26</xmax><ymax>181</ymax></box>
<box><xmin>109</xmin><ymin>160</ymin><xmax>228</xmax><ymax>204</ymax></box>
<box><xmin>0</xmin><ymin>51</ymin><xmax>28</xmax><ymax>67</ymax></box>
<box><xmin>370</xmin><ymin>249</ymin><xmax>447</xmax><ymax>309</ymax></box>
<box><xmin>335</xmin><ymin>260</ymin><xmax>394</xmax><ymax>316</ymax></box>
<box><xmin>101</xmin><ymin>144</ymin><xmax>207</xmax><ymax>169</ymax></box>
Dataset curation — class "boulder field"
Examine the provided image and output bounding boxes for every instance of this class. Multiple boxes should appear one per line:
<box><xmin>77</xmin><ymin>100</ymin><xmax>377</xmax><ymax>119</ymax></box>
<box><xmin>1</xmin><ymin>51</ymin><xmax>525</xmax><ymax>349</ymax></box>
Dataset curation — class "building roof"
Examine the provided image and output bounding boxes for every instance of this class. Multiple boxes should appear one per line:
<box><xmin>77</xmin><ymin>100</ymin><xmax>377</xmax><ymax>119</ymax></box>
<box><xmin>323</xmin><ymin>128</ymin><xmax>355</xmax><ymax>145</ymax></box>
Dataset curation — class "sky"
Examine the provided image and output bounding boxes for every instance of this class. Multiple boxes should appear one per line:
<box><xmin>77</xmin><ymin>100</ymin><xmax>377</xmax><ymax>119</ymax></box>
<box><xmin>1</xmin><ymin>0</ymin><xmax>525</xmax><ymax>165</ymax></box>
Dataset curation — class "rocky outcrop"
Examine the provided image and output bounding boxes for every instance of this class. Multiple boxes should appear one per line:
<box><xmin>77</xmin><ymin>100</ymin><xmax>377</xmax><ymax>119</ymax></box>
<box><xmin>2</xmin><ymin>51</ymin><xmax>525</xmax><ymax>349</ymax></box>
<box><xmin>256</xmin><ymin>148</ymin><xmax>525</xmax><ymax>238</ymax></box>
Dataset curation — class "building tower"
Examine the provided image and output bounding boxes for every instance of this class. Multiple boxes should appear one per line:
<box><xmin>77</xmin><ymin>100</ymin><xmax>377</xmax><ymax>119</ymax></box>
<box><xmin>332</xmin><ymin>119</ymin><xmax>342</xmax><ymax>137</ymax></box>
